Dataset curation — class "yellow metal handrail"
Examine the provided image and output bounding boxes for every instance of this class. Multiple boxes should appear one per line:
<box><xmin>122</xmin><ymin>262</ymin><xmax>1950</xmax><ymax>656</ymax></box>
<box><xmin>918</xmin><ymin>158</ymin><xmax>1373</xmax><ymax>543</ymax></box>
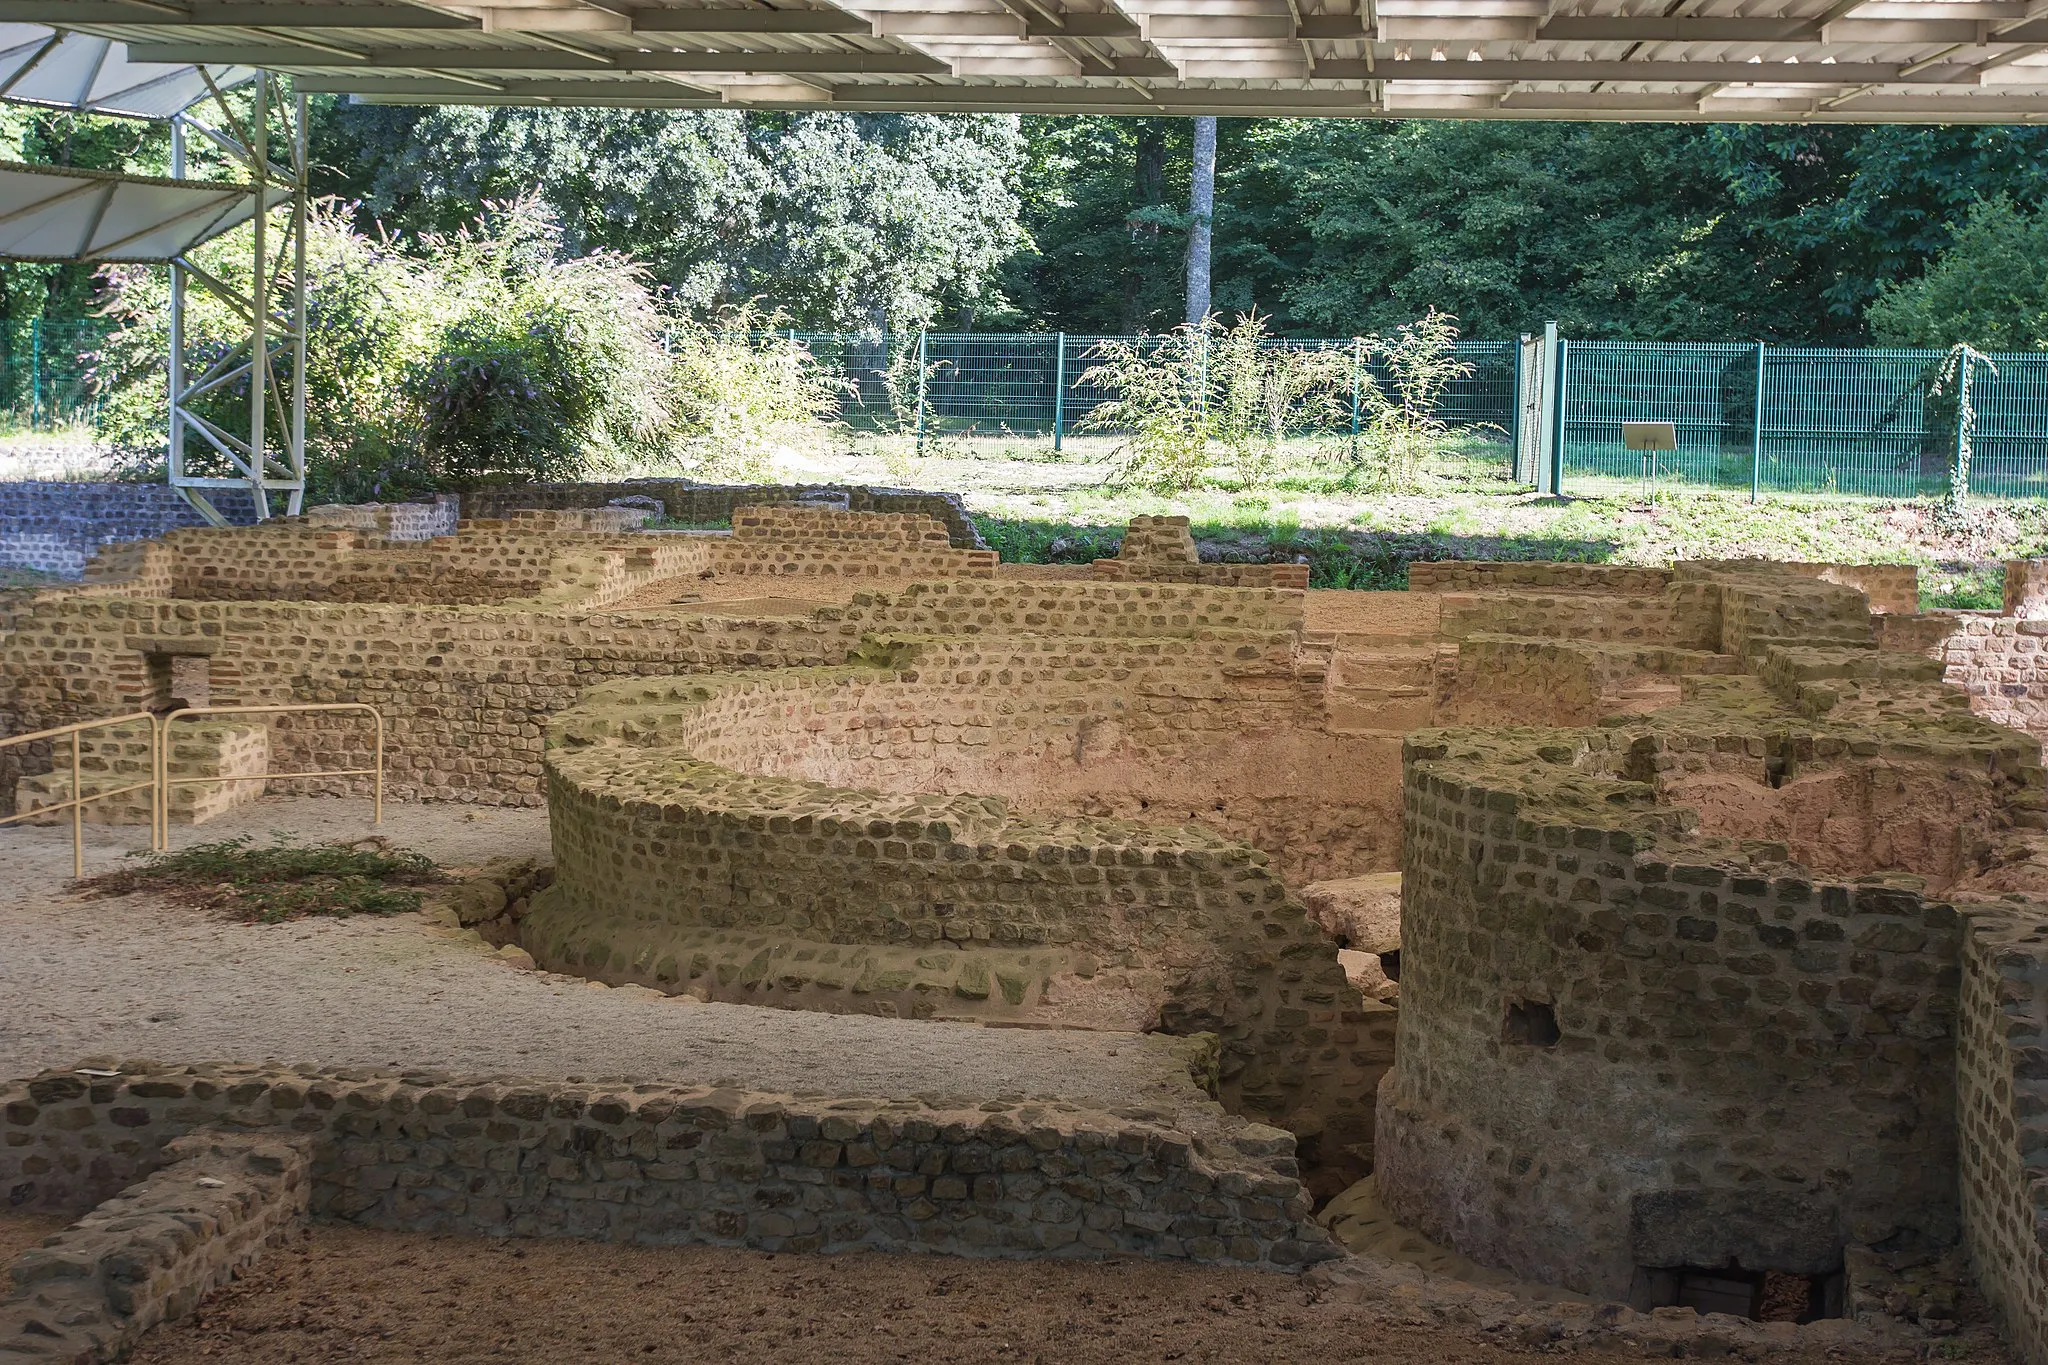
<box><xmin>0</xmin><ymin>713</ymin><xmax>159</xmax><ymax>879</ymax></box>
<box><xmin>154</xmin><ymin>703</ymin><xmax>384</xmax><ymax>850</ymax></box>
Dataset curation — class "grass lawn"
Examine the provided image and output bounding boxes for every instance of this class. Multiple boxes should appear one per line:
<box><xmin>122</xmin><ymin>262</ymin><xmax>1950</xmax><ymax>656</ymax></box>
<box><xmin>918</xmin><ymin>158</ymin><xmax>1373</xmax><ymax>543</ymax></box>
<box><xmin>746</xmin><ymin>433</ymin><xmax>2047</xmax><ymax>610</ymax></box>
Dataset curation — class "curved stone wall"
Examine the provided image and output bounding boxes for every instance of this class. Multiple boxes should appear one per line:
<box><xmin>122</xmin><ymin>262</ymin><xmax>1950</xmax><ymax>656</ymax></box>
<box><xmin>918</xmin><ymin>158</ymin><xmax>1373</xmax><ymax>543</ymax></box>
<box><xmin>527</xmin><ymin>605</ymin><xmax>1392</xmax><ymax>1153</ymax></box>
<box><xmin>1374</xmin><ymin>580</ymin><xmax>2048</xmax><ymax>1302</ymax></box>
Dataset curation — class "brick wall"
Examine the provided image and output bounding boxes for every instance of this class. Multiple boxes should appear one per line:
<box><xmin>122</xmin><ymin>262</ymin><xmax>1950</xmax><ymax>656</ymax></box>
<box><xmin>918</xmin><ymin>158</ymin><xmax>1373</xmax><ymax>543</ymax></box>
<box><xmin>1376</xmin><ymin>739</ymin><xmax>1964</xmax><ymax>1301</ymax></box>
<box><xmin>1955</xmin><ymin>903</ymin><xmax>2048</xmax><ymax>1365</ymax></box>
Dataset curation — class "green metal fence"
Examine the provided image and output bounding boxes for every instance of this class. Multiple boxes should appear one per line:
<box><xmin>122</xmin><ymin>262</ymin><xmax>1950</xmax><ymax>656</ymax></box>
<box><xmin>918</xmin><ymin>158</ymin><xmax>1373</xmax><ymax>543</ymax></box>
<box><xmin>0</xmin><ymin>316</ymin><xmax>104</xmax><ymax>427</ymax></box>
<box><xmin>1556</xmin><ymin>341</ymin><xmax>2048</xmax><ymax>499</ymax></box>
<box><xmin>784</xmin><ymin>331</ymin><xmax>1520</xmax><ymax>444</ymax></box>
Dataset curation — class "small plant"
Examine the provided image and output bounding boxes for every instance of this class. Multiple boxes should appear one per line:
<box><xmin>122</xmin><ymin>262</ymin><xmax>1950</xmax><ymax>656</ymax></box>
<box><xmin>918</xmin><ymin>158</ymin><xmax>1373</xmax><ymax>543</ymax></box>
<box><xmin>1927</xmin><ymin>341</ymin><xmax>1998</xmax><ymax>515</ymax></box>
<box><xmin>1351</xmin><ymin>309</ymin><xmax>1472</xmax><ymax>492</ymax></box>
<box><xmin>81</xmin><ymin>832</ymin><xmax>441</xmax><ymax>924</ymax></box>
<box><xmin>1078</xmin><ymin>313</ymin><xmax>1345</xmax><ymax>493</ymax></box>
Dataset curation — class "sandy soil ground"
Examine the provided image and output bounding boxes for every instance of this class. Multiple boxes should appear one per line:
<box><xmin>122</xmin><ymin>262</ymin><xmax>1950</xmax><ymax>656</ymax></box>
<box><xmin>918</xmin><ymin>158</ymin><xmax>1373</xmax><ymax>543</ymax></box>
<box><xmin>0</xmin><ymin>796</ymin><xmax>1204</xmax><ymax>1113</ymax></box>
<box><xmin>0</xmin><ymin>1211</ymin><xmax>66</xmax><ymax>1271</ymax></box>
<box><xmin>104</xmin><ymin>1224</ymin><xmax>1968</xmax><ymax>1365</ymax></box>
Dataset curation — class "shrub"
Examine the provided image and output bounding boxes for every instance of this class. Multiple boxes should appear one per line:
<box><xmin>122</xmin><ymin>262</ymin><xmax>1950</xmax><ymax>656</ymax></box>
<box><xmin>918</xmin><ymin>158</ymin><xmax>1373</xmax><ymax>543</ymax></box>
<box><xmin>92</xmin><ymin>196</ymin><xmax>688</xmax><ymax>499</ymax></box>
<box><xmin>1868</xmin><ymin>197</ymin><xmax>2048</xmax><ymax>352</ymax></box>
<box><xmin>667</xmin><ymin>306</ymin><xmax>845</xmax><ymax>481</ymax></box>
<box><xmin>1078</xmin><ymin>313</ymin><xmax>1345</xmax><ymax>492</ymax></box>
<box><xmin>1351</xmin><ymin>308</ymin><xmax>1470</xmax><ymax>491</ymax></box>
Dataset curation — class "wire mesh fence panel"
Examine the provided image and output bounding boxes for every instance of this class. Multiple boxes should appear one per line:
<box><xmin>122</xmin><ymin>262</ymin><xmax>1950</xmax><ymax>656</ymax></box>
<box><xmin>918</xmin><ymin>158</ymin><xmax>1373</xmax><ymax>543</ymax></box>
<box><xmin>1757</xmin><ymin>348</ymin><xmax>1948</xmax><ymax>498</ymax></box>
<box><xmin>789</xmin><ymin>332</ymin><xmax>900</xmax><ymax>430</ymax></box>
<box><xmin>924</xmin><ymin>334</ymin><xmax>1060</xmax><ymax>434</ymax></box>
<box><xmin>0</xmin><ymin>316</ymin><xmax>105</xmax><ymax>427</ymax></box>
<box><xmin>1972</xmin><ymin>353</ymin><xmax>2048</xmax><ymax>500</ymax></box>
<box><xmin>1559</xmin><ymin>342</ymin><xmax>1760</xmax><ymax>490</ymax></box>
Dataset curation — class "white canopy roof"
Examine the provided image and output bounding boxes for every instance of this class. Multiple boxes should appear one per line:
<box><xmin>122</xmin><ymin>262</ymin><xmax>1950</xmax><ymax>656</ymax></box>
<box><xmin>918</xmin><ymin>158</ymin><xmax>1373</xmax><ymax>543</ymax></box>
<box><xmin>0</xmin><ymin>160</ymin><xmax>282</xmax><ymax>261</ymax></box>
<box><xmin>0</xmin><ymin>24</ymin><xmax>252</xmax><ymax>117</ymax></box>
<box><xmin>7</xmin><ymin>0</ymin><xmax>2048</xmax><ymax>121</ymax></box>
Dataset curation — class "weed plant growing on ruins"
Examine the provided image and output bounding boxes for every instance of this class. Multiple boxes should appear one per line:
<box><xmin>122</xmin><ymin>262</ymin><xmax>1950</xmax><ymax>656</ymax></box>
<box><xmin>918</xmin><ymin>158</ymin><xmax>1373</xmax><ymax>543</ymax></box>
<box><xmin>81</xmin><ymin>833</ymin><xmax>440</xmax><ymax>924</ymax></box>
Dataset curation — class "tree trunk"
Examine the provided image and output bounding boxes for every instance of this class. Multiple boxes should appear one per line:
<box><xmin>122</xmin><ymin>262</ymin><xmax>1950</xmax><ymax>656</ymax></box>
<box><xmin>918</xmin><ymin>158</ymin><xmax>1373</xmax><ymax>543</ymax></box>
<box><xmin>1185</xmin><ymin>115</ymin><xmax>1217</xmax><ymax>326</ymax></box>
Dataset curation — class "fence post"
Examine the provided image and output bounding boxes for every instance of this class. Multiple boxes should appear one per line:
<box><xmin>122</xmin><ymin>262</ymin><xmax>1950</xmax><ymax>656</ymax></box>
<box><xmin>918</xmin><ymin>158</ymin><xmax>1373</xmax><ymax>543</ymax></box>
<box><xmin>29</xmin><ymin>315</ymin><xmax>41</xmax><ymax>429</ymax></box>
<box><xmin>1548</xmin><ymin>328</ymin><xmax>1568</xmax><ymax>496</ymax></box>
<box><xmin>1052</xmin><ymin>332</ymin><xmax>1066</xmax><ymax>451</ymax></box>
<box><xmin>914</xmin><ymin>329</ymin><xmax>928</xmax><ymax>453</ymax></box>
<box><xmin>1954</xmin><ymin>348</ymin><xmax>1976</xmax><ymax>504</ymax></box>
<box><xmin>1350</xmin><ymin>336</ymin><xmax>1363</xmax><ymax>440</ymax></box>
<box><xmin>1750</xmin><ymin>341</ymin><xmax>1766</xmax><ymax>504</ymax></box>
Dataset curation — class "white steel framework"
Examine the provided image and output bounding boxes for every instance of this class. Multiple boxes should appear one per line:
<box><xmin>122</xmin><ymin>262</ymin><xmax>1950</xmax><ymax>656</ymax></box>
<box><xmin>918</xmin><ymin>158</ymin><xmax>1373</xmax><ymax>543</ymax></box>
<box><xmin>0</xmin><ymin>28</ymin><xmax>299</xmax><ymax>524</ymax></box>
<box><xmin>165</xmin><ymin>72</ymin><xmax>308</xmax><ymax>525</ymax></box>
<box><xmin>7</xmin><ymin>0</ymin><xmax>2048</xmax><ymax>122</ymax></box>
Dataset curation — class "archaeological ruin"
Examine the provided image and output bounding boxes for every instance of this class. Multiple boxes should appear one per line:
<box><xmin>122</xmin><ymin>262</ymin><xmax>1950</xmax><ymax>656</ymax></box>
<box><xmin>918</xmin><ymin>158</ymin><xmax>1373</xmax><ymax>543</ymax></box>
<box><xmin>9</xmin><ymin>483</ymin><xmax>2048</xmax><ymax>1359</ymax></box>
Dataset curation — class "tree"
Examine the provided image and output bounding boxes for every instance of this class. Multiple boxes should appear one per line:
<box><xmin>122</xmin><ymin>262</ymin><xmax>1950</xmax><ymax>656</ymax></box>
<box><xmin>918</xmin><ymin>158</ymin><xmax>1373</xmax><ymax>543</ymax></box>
<box><xmin>1185</xmin><ymin>116</ymin><xmax>1216</xmax><ymax>324</ymax></box>
<box><xmin>313</xmin><ymin>103</ymin><xmax>1026</xmax><ymax>331</ymax></box>
<box><xmin>1867</xmin><ymin>198</ymin><xmax>2048</xmax><ymax>352</ymax></box>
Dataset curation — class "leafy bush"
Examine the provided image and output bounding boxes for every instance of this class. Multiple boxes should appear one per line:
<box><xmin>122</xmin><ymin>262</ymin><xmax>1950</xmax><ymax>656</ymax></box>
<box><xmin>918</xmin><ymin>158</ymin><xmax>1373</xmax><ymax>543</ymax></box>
<box><xmin>667</xmin><ymin>306</ymin><xmax>845</xmax><ymax>481</ymax></box>
<box><xmin>1868</xmin><ymin>198</ymin><xmax>2048</xmax><ymax>352</ymax></box>
<box><xmin>92</xmin><ymin>197</ymin><xmax>688</xmax><ymax>500</ymax></box>
<box><xmin>1077</xmin><ymin>313</ymin><xmax>1346</xmax><ymax>492</ymax></box>
<box><xmin>1351</xmin><ymin>308</ymin><xmax>1470</xmax><ymax>491</ymax></box>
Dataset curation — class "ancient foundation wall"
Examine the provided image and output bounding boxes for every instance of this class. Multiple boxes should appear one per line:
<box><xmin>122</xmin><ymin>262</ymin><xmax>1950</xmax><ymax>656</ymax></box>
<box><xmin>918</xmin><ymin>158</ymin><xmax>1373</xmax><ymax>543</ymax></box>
<box><xmin>459</xmin><ymin>480</ymin><xmax>986</xmax><ymax>550</ymax></box>
<box><xmin>1955</xmin><ymin>904</ymin><xmax>2048</xmax><ymax>1365</ymax></box>
<box><xmin>535</xmin><ymin>717</ymin><xmax>1380</xmax><ymax>1145</ymax></box>
<box><xmin>0</xmin><ymin>1130</ymin><xmax>310</xmax><ymax>1363</ymax></box>
<box><xmin>0</xmin><ymin>482</ymin><xmax>255</xmax><ymax>578</ymax></box>
<box><xmin>1375</xmin><ymin>741</ymin><xmax>1964</xmax><ymax>1301</ymax></box>
<box><xmin>1409</xmin><ymin>563</ymin><xmax>1675</xmax><ymax>595</ymax></box>
<box><xmin>0</xmin><ymin>1064</ymin><xmax>1337</xmax><ymax>1271</ymax></box>
<box><xmin>303</xmin><ymin>495</ymin><xmax>461</xmax><ymax>541</ymax></box>
<box><xmin>0</xmin><ymin>596</ymin><xmax>865</xmax><ymax>809</ymax></box>
<box><xmin>1433</xmin><ymin>589</ymin><xmax>1718</xmax><ymax>649</ymax></box>
<box><xmin>1939</xmin><ymin>617</ymin><xmax>2048</xmax><ymax>741</ymax></box>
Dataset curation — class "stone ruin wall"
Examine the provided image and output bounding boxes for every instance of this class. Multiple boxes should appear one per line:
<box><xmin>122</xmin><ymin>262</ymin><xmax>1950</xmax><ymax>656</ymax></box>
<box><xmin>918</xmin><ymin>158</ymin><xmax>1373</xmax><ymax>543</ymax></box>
<box><xmin>1380</xmin><ymin>744</ymin><xmax>1967</xmax><ymax>1300</ymax></box>
<box><xmin>458</xmin><ymin>478</ymin><xmax>987</xmax><ymax>550</ymax></box>
<box><xmin>20</xmin><ymin>490</ymin><xmax>2048</xmax><ymax>1352</ymax></box>
<box><xmin>0</xmin><ymin>1063</ymin><xmax>1336</xmax><ymax>1272</ymax></box>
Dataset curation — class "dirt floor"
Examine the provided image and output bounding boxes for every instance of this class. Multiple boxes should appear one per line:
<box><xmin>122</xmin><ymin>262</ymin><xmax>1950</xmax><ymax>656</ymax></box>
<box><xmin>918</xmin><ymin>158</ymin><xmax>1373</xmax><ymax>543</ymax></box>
<box><xmin>106</xmin><ymin>1224</ymin><xmax>1956</xmax><ymax>1365</ymax></box>
<box><xmin>0</xmin><ymin>1210</ymin><xmax>66</xmax><ymax>1271</ymax></box>
<box><xmin>0</xmin><ymin>796</ymin><xmax>1207</xmax><ymax>1116</ymax></box>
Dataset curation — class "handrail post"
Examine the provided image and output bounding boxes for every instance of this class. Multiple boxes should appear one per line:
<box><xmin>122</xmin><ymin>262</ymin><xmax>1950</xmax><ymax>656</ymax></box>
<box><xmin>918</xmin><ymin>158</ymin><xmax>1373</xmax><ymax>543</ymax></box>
<box><xmin>1750</xmin><ymin>340</ymin><xmax>1766</xmax><ymax>504</ymax></box>
<box><xmin>1052</xmin><ymin>332</ymin><xmax>1066</xmax><ymax>452</ymax></box>
<box><xmin>373</xmin><ymin>709</ymin><xmax>384</xmax><ymax>826</ymax></box>
<box><xmin>69</xmin><ymin>729</ymin><xmax>81</xmax><ymax>881</ymax></box>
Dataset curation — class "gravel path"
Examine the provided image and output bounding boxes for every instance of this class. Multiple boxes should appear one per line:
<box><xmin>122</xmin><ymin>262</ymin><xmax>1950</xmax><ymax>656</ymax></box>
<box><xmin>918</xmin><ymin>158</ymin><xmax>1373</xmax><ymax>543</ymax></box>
<box><xmin>0</xmin><ymin>797</ymin><xmax>1202</xmax><ymax>1114</ymax></box>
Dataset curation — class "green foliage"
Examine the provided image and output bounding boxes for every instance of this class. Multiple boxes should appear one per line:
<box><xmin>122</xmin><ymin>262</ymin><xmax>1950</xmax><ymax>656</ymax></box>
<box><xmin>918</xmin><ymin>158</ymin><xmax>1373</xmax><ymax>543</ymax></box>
<box><xmin>314</xmin><ymin>104</ymin><xmax>1026</xmax><ymax>331</ymax></box>
<box><xmin>667</xmin><ymin>307</ymin><xmax>846</xmax><ymax>481</ymax></box>
<box><xmin>1000</xmin><ymin>117</ymin><xmax>2048</xmax><ymax>342</ymax></box>
<box><xmin>1920</xmin><ymin>564</ymin><xmax>2004</xmax><ymax>611</ymax></box>
<box><xmin>92</xmin><ymin>198</ymin><xmax>687</xmax><ymax>498</ymax></box>
<box><xmin>402</xmin><ymin>200</ymin><xmax>681</xmax><ymax>485</ymax></box>
<box><xmin>83</xmin><ymin>832</ymin><xmax>440</xmax><ymax>925</ymax></box>
<box><xmin>1868</xmin><ymin>198</ymin><xmax>2048</xmax><ymax>352</ymax></box>
<box><xmin>1351</xmin><ymin>310</ymin><xmax>1470</xmax><ymax>491</ymax></box>
<box><xmin>1077</xmin><ymin>313</ymin><xmax>1347</xmax><ymax>492</ymax></box>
